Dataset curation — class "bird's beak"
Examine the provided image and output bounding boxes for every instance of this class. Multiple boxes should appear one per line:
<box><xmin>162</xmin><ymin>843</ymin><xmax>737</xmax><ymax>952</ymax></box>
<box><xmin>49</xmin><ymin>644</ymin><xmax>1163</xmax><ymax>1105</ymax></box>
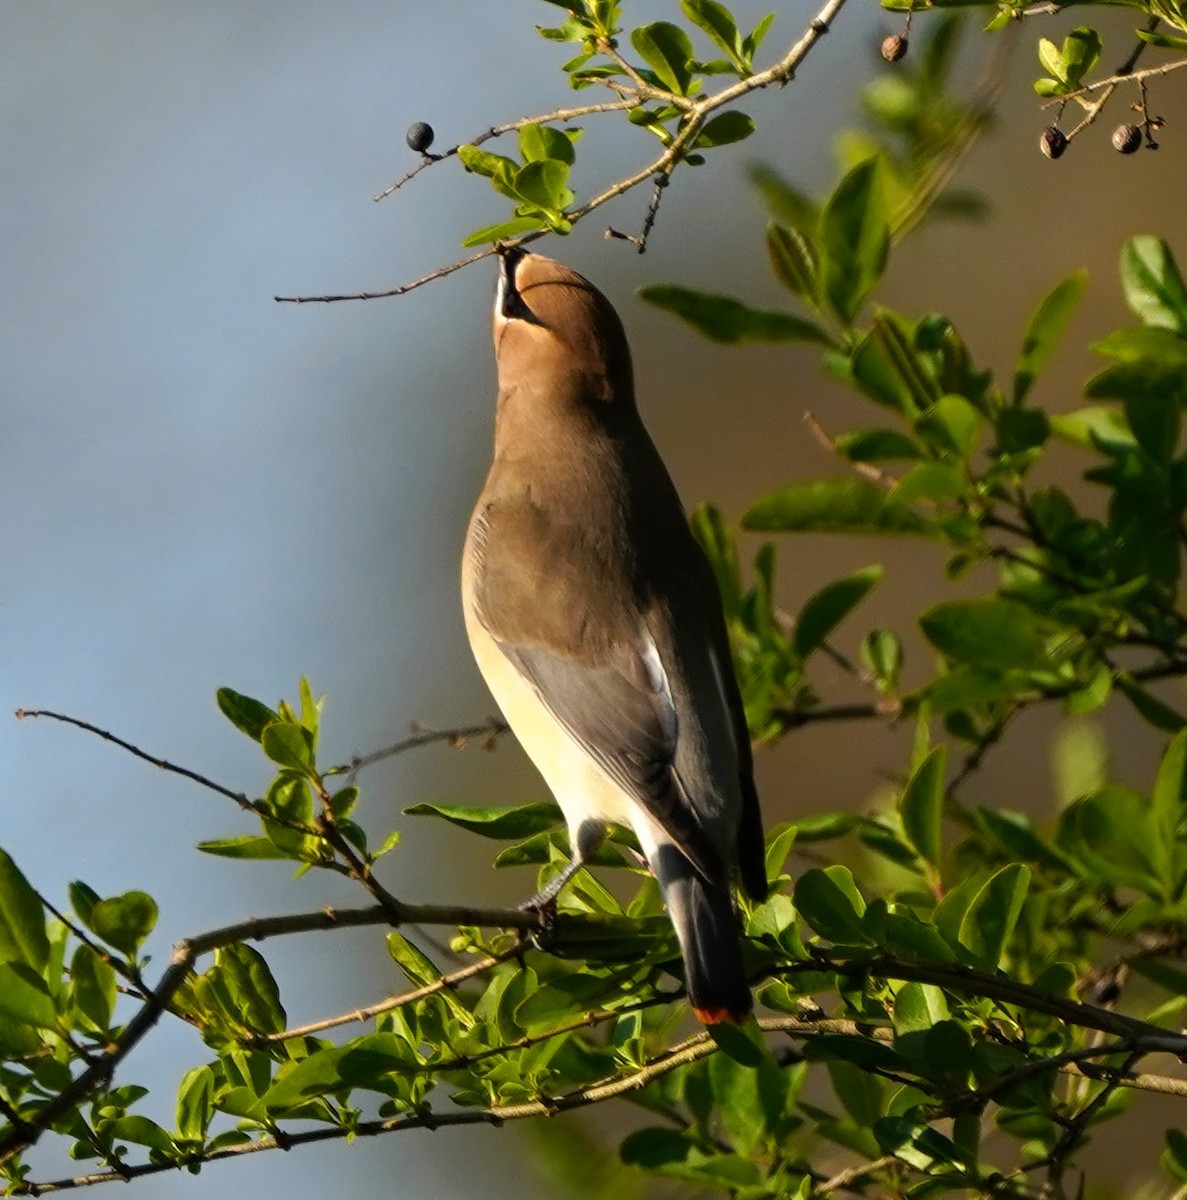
<box><xmin>495</xmin><ymin>245</ymin><xmax>541</xmax><ymax>327</ymax></box>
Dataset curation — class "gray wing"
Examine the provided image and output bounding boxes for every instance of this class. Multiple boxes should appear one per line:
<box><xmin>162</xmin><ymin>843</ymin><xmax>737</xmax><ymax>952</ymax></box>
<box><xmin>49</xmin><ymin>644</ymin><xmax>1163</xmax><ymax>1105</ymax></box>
<box><xmin>468</xmin><ymin>496</ymin><xmax>727</xmax><ymax>883</ymax></box>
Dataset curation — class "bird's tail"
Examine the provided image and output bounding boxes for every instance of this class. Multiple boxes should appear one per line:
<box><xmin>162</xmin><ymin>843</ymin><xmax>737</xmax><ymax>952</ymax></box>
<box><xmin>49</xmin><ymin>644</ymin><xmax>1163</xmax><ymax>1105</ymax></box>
<box><xmin>653</xmin><ymin>843</ymin><xmax>752</xmax><ymax>1025</ymax></box>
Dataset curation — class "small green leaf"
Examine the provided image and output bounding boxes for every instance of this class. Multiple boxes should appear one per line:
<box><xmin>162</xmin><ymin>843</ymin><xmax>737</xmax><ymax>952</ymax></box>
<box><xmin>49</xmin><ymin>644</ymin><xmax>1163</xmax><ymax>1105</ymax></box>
<box><xmin>638</xmin><ymin>284</ymin><xmax>830</xmax><ymax>344</ymax></box>
<box><xmin>793</xmin><ymin>565</ymin><xmax>883</xmax><ymax>659</ymax></box>
<box><xmin>90</xmin><ymin>891</ymin><xmax>157</xmax><ymax>956</ymax></box>
<box><xmin>68</xmin><ymin>880</ymin><xmax>101</xmax><ymax>930</ymax></box>
<box><xmin>820</xmin><ymin>157</ymin><xmax>890</xmax><ymax>326</ymax></box>
<box><xmin>461</xmin><ymin>216</ymin><xmax>547</xmax><ymax>247</ymax></box>
<box><xmin>1152</xmin><ymin>729</ymin><xmax>1187</xmax><ymax>848</ymax></box>
<box><xmin>920</xmin><ymin>599</ymin><xmax>1049</xmax><ymax>670</ymax></box>
<box><xmin>0</xmin><ymin>963</ymin><xmax>57</xmax><ymax>1028</ymax></box>
<box><xmin>69</xmin><ymin>945</ymin><xmax>116</xmax><ymax>1033</ymax></box>
<box><xmin>457</xmin><ymin>144</ymin><xmax>518</xmax><ymax>188</ymax></box>
<box><xmin>404</xmin><ymin>801</ymin><xmax>561</xmax><ymax>839</ymax></box>
<box><xmin>513</xmin><ymin>158</ymin><xmax>570</xmax><ymax>212</ymax></box>
<box><xmin>1137</xmin><ymin>28</ymin><xmax>1187</xmax><ymax>50</ymax></box>
<box><xmin>103</xmin><ymin>1116</ymin><xmax>175</xmax><ymax>1155</ymax></box>
<box><xmin>197</xmin><ymin>835</ymin><xmax>292</xmax><ymax>860</ymax></box>
<box><xmin>889</xmin><ymin>462</ymin><xmax>966</xmax><ymax>505</ymax></box>
<box><xmin>744</xmin><ymin>477</ymin><xmax>935</xmax><ymax>536</ymax></box>
<box><xmin>694</xmin><ymin>110</ymin><xmax>754</xmax><ymax>148</ymax></box>
<box><xmin>766</xmin><ymin>223</ymin><xmax>817</xmax><ymax>302</ymax></box>
<box><xmin>794</xmin><ymin>866</ymin><xmax>871</xmax><ymax>945</ymax></box>
<box><xmin>215</xmin><ymin>944</ymin><xmax>286</xmax><ymax>1035</ymax></box>
<box><xmin>630</xmin><ymin>21</ymin><xmax>695</xmax><ymax>94</ymax></box>
<box><xmin>176</xmin><ymin>1065</ymin><xmax>215</xmax><ymax>1142</ymax></box>
<box><xmin>915</xmin><ymin>394</ymin><xmax>982</xmax><ymax>458</ymax></box>
<box><xmin>1037</xmin><ymin>37</ymin><xmax>1064</xmax><ymax>81</ymax></box>
<box><xmin>1060</xmin><ymin>26</ymin><xmax>1101</xmax><ymax>86</ymax></box>
<box><xmin>261</xmin><ymin>721</ymin><xmax>315</xmax><ymax>772</ymax></box>
<box><xmin>850</xmin><ymin>310</ymin><xmax>939</xmax><ymax>416</ymax></box>
<box><xmin>0</xmin><ymin>849</ymin><xmax>49</xmax><ymax>972</ymax></box>
<box><xmin>216</xmin><ymin>688</ymin><xmax>280</xmax><ymax>743</ymax></box>
<box><xmin>680</xmin><ymin>0</ymin><xmax>745</xmax><ymax>70</ymax></box>
<box><xmin>518</xmin><ymin>123</ymin><xmax>579</xmax><ymax>165</ymax></box>
<box><xmin>899</xmin><ymin>745</ymin><xmax>946</xmax><ymax>869</ymax></box>
<box><xmin>1013</xmin><ymin>270</ymin><xmax>1087</xmax><ymax>403</ymax></box>
<box><xmin>834</xmin><ymin>428</ymin><xmax>922</xmax><ymax>463</ymax></box>
<box><xmin>1120</xmin><ymin>236</ymin><xmax>1187</xmax><ymax>335</ymax></box>
<box><xmin>957</xmin><ymin>863</ymin><xmax>1030</xmax><ymax>968</ymax></box>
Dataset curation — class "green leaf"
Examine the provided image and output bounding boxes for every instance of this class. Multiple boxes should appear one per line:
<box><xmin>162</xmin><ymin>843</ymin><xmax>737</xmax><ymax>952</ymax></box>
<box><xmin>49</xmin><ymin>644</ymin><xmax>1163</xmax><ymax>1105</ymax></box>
<box><xmin>834</xmin><ymin>428</ymin><xmax>922</xmax><ymax>463</ymax></box>
<box><xmin>620</xmin><ymin>1127</ymin><xmax>761</xmax><ymax>1187</ymax></box>
<box><xmin>215</xmin><ymin>944</ymin><xmax>286</xmax><ymax>1035</ymax></box>
<box><xmin>680</xmin><ymin>0</ymin><xmax>745</xmax><ymax>70</ymax></box>
<box><xmin>1137</xmin><ymin>28</ymin><xmax>1187</xmax><ymax>50</ymax></box>
<box><xmin>404</xmin><ymin>801</ymin><xmax>561</xmax><ymax>839</ymax></box>
<box><xmin>794</xmin><ymin>867</ymin><xmax>871</xmax><ymax>945</ymax></box>
<box><xmin>765</xmin><ymin>223</ymin><xmax>817</xmax><ymax>303</ymax></box>
<box><xmin>957</xmin><ymin>863</ymin><xmax>1030</xmax><ymax>969</ymax></box>
<box><xmin>820</xmin><ymin>157</ymin><xmax>890</xmax><ymax>326</ymax></box>
<box><xmin>1061</xmin><ymin>26</ymin><xmax>1101</xmax><ymax>85</ymax></box>
<box><xmin>176</xmin><ymin>1065</ymin><xmax>215</xmax><ymax>1142</ymax></box>
<box><xmin>461</xmin><ymin>216</ymin><xmax>547</xmax><ymax>247</ymax></box>
<box><xmin>103</xmin><ymin>1115</ymin><xmax>176</xmax><ymax>1155</ymax></box>
<box><xmin>850</xmin><ymin>310</ymin><xmax>939</xmax><ymax>416</ymax></box>
<box><xmin>518</xmin><ymin>123</ymin><xmax>579</xmax><ymax>165</ymax></box>
<box><xmin>1120</xmin><ymin>236</ymin><xmax>1187</xmax><ymax>335</ymax></box>
<box><xmin>90</xmin><ymin>891</ymin><xmax>157</xmax><ymax>956</ymax></box>
<box><xmin>1037</xmin><ymin>37</ymin><xmax>1064</xmax><ymax>81</ymax></box>
<box><xmin>793</xmin><ymin>566</ymin><xmax>883</xmax><ymax>659</ymax></box>
<box><xmin>0</xmin><ymin>848</ymin><xmax>49</xmax><ymax>972</ymax></box>
<box><xmin>638</xmin><ymin>284</ymin><xmax>830</xmax><ymax>344</ymax></box>
<box><xmin>261</xmin><ymin>721</ymin><xmax>315</xmax><ymax>773</ymax></box>
<box><xmin>1060</xmin><ymin>784</ymin><xmax>1170</xmax><ymax>893</ymax></box>
<box><xmin>889</xmin><ymin>462</ymin><xmax>966</xmax><ymax>505</ymax></box>
<box><xmin>1152</xmin><ymin>729</ymin><xmax>1187</xmax><ymax>849</ymax></box>
<box><xmin>0</xmin><ymin>963</ymin><xmax>57</xmax><ymax>1028</ymax></box>
<box><xmin>457</xmin><ymin>144</ymin><xmax>518</xmax><ymax>189</ymax></box>
<box><xmin>1013</xmin><ymin>270</ymin><xmax>1087</xmax><ymax>403</ymax></box>
<box><xmin>196</xmin><ymin>835</ymin><xmax>292</xmax><ymax>860</ymax></box>
<box><xmin>899</xmin><ymin>745</ymin><xmax>946</xmax><ymax>869</ymax></box>
<box><xmin>828</xmin><ymin>1060</ymin><xmax>883</xmax><ymax>1126</ymax></box>
<box><xmin>915</xmin><ymin>394</ymin><xmax>982</xmax><ymax>458</ymax></box>
<box><xmin>69</xmin><ymin>945</ymin><xmax>116</xmax><ymax>1033</ymax></box>
<box><xmin>216</xmin><ymin>688</ymin><xmax>280</xmax><ymax>743</ymax></box>
<box><xmin>920</xmin><ymin>598</ymin><xmax>1049</xmax><ymax>670</ymax></box>
<box><xmin>1117</xmin><ymin>672</ymin><xmax>1187</xmax><ymax>732</ymax></box>
<box><xmin>1092</xmin><ymin>326</ymin><xmax>1187</xmax><ymax>364</ymax></box>
<box><xmin>513</xmin><ymin>158</ymin><xmax>571</xmax><ymax>212</ymax></box>
<box><xmin>694</xmin><ymin>110</ymin><xmax>754</xmax><ymax>148</ymax></box>
<box><xmin>630</xmin><ymin>21</ymin><xmax>695</xmax><ymax>94</ymax></box>
<box><xmin>744</xmin><ymin>477</ymin><xmax>934</xmax><ymax>536</ymax></box>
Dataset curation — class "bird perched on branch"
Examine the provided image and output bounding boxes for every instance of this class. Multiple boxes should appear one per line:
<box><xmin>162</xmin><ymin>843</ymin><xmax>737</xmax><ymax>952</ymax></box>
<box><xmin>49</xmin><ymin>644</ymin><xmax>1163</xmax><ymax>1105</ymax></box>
<box><xmin>462</xmin><ymin>248</ymin><xmax>766</xmax><ymax>1024</ymax></box>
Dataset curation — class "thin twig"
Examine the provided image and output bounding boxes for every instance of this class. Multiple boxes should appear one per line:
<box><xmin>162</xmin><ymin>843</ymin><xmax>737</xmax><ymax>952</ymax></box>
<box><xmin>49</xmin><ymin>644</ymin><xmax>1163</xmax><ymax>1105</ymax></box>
<box><xmin>335</xmin><ymin>717</ymin><xmax>509</xmax><ymax>777</ymax></box>
<box><xmin>15</xmin><ymin>710</ymin><xmax>253</xmax><ymax>813</ymax></box>
<box><xmin>372</xmin><ymin>99</ymin><xmax>645</xmax><ymax>201</ymax></box>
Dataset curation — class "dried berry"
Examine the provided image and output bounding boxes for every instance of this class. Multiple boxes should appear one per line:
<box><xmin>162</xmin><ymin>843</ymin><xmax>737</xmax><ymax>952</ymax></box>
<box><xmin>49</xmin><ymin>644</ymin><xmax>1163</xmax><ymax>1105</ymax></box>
<box><xmin>1040</xmin><ymin>126</ymin><xmax>1067</xmax><ymax>160</ymax></box>
<box><xmin>406</xmin><ymin>121</ymin><xmax>435</xmax><ymax>154</ymax></box>
<box><xmin>881</xmin><ymin>34</ymin><xmax>908</xmax><ymax>62</ymax></box>
<box><xmin>1112</xmin><ymin>124</ymin><xmax>1142</xmax><ymax>154</ymax></box>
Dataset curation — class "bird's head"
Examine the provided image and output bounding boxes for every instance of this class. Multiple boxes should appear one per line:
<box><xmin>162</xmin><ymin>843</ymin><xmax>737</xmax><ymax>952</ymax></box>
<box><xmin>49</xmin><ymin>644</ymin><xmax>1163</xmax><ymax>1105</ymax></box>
<box><xmin>493</xmin><ymin>247</ymin><xmax>634</xmax><ymax>407</ymax></box>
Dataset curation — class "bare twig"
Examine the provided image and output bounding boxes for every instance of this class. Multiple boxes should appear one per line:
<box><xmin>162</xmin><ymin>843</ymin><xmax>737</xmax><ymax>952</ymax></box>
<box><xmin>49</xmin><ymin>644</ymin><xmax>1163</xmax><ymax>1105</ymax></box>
<box><xmin>335</xmin><ymin>716</ymin><xmax>508</xmax><ymax>778</ymax></box>
<box><xmin>15</xmin><ymin>709</ymin><xmax>253</xmax><ymax>813</ymax></box>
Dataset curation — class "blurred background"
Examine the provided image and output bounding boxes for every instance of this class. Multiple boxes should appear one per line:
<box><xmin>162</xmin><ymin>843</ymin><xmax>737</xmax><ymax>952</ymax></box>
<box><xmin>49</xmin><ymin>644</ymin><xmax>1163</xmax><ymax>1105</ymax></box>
<box><xmin>5</xmin><ymin>2</ymin><xmax>1187</xmax><ymax>1195</ymax></box>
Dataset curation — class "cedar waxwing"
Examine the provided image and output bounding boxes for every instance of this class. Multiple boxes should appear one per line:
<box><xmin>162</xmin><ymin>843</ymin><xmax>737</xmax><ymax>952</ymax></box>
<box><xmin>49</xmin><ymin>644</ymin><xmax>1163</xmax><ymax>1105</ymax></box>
<box><xmin>462</xmin><ymin>248</ymin><xmax>767</xmax><ymax>1024</ymax></box>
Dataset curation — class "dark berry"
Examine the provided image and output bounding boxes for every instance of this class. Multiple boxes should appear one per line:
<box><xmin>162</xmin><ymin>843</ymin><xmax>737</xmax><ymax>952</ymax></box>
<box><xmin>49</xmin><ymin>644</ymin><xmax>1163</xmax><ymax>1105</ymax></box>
<box><xmin>1112</xmin><ymin>124</ymin><xmax>1142</xmax><ymax>154</ymax></box>
<box><xmin>406</xmin><ymin>121</ymin><xmax>435</xmax><ymax>153</ymax></box>
<box><xmin>1040</xmin><ymin>126</ymin><xmax>1067</xmax><ymax>160</ymax></box>
<box><xmin>881</xmin><ymin>34</ymin><xmax>908</xmax><ymax>62</ymax></box>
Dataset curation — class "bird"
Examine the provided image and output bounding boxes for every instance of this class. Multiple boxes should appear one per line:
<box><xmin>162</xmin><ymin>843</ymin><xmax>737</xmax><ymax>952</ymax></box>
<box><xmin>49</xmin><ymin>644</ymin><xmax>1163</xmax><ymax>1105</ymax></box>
<box><xmin>462</xmin><ymin>247</ymin><xmax>767</xmax><ymax>1024</ymax></box>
